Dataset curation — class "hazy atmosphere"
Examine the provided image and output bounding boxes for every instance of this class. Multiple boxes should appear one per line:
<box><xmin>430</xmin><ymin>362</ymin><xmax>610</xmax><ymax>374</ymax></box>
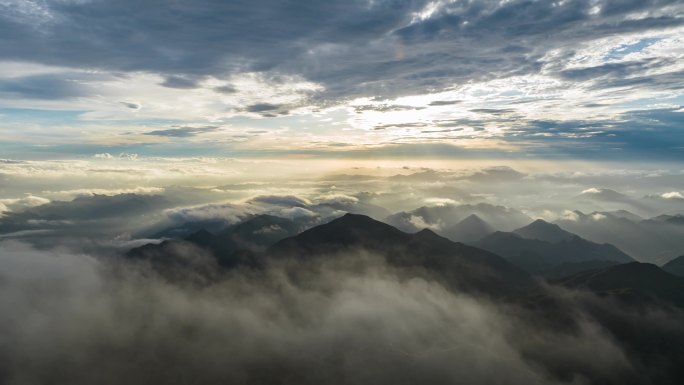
<box><xmin>1</xmin><ymin>1</ymin><xmax>684</xmax><ymax>384</ymax></box>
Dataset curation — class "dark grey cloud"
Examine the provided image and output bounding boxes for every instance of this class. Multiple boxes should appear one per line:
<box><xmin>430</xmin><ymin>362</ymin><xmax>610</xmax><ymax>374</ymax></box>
<box><xmin>499</xmin><ymin>108</ymin><xmax>684</xmax><ymax>160</ymax></box>
<box><xmin>373</xmin><ymin>122</ymin><xmax>426</xmax><ymax>130</ymax></box>
<box><xmin>354</xmin><ymin>104</ymin><xmax>425</xmax><ymax>113</ymax></box>
<box><xmin>0</xmin><ymin>74</ymin><xmax>88</xmax><ymax>100</ymax></box>
<box><xmin>470</xmin><ymin>108</ymin><xmax>516</xmax><ymax>115</ymax></box>
<box><xmin>248</xmin><ymin>195</ymin><xmax>310</xmax><ymax>207</ymax></box>
<box><xmin>145</xmin><ymin>125</ymin><xmax>220</xmax><ymax>137</ymax></box>
<box><xmin>245</xmin><ymin>103</ymin><xmax>280</xmax><ymax>112</ymax></box>
<box><xmin>0</xmin><ymin>0</ymin><xmax>681</xmax><ymax>102</ymax></box>
<box><xmin>160</xmin><ymin>75</ymin><xmax>201</xmax><ymax>89</ymax></box>
<box><xmin>213</xmin><ymin>84</ymin><xmax>237</xmax><ymax>94</ymax></box>
<box><xmin>428</xmin><ymin>100</ymin><xmax>461</xmax><ymax>106</ymax></box>
<box><xmin>558</xmin><ymin>58</ymin><xmax>670</xmax><ymax>81</ymax></box>
<box><xmin>120</xmin><ymin>101</ymin><xmax>140</xmax><ymax>110</ymax></box>
<box><xmin>245</xmin><ymin>103</ymin><xmax>289</xmax><ymax>116</ymax></box>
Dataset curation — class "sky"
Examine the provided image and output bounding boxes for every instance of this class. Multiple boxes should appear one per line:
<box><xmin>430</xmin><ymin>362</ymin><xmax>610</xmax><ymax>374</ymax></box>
<box><xmin>1</xmin><ymin>0</ymin><xmax>684</xmax><ymax>249</ymax></box>
<box><xmin>0</xmin><ymin>0</ymin><xmax>683</xmax><ymax>161</ymax></box>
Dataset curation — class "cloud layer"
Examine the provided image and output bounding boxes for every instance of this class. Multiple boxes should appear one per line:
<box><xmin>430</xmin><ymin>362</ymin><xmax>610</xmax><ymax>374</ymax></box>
<box><xmin>2</xmin><ymin>240</ymin><xmax>682</xmax><ymax>384</ymax></box>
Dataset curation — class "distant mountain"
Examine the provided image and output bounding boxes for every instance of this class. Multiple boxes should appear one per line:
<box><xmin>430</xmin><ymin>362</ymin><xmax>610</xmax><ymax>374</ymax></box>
<box><xmin>573</xmin><ymin>188</ymin><xmax>651</xmax><ymax>213</ymax></box>
<box><xmin>270</xmin><ymin>213</ymin><xmax>536</xmax><ymax>297</ymax></box>
<box><xmin>471</xmin><ymin>223</ymin><xmax>633</xmax><ymax>275</ymax></box>
<box><xmin>553</xmin><ymin>262</ymin><xmax>684</xmax><ymax>307</ymax></box>
<box><xmin>443</xmin><ymin>214</ymin><xmax>495</xmax><ymax>242</ymax></box>
<box><xmin>153</xmin><ymin>219</ymin><xmax>234</xmax><ymax>239</ymax></box>
<box><xmin>663</xmin><ymin>255</ymin><xmax>684</xmax><ymax>277</ymax></box>
<box><xmin>604</xmin><ymin>210</ymin><xmax>643</xmax><ymax>222</ymax></box>
<box><xmin>513</xmin><ymin>219</ymin><xmax>575</xmax><ymax>243</ymax></box>
<box><xmin>220</xmin><ymin>214</ymin><xmax>306</xmax><ymax>251</ymax></box>
<box><xmin>309</xmin><ymin>200</ymin><xmax>391</xmax><ymax>221</ymax></box>
<box><xmin>648</xmin><ymin>214</ymin><xmax>684</xmax><ymax>226</ymax></box>
<box><xmin>556</xmin><ymin>210</ymin><xmax>684</xmax><ymax>265</ymax></box>
<box><xmin>129</xmin><ymin>214</ymin><xmax>305</xmax><ymax>268</ymax></box>
<box><xmin>384</xmin><ymin>203</ymin><xmax>531</xmax><ymax>235</ymax></box>
<box><xmin>0</xmin><ymin>193</ymin><xmax>173</xmax><ymax>235</ymax></box>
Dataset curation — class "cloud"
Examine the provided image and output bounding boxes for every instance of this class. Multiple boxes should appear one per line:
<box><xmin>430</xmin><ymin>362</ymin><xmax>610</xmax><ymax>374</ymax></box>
<box><xmin>118</xmin><ymin>153</ymin><xmax>139</xmax><ymax>160</ymax></box>
<box><xmin>164</xmin><ymin>202</ymin><xmax>254</xmax><ymax>224</ymax></box>
<box><xmin>316</xmin><ymin>194</ymin><xmax>359</xmax><ymax>206</ymax></box>
<box><xmin>582</xmin><ymin>188</ymin><xmax>603</xmax><ymax>195</ymax></box>
<box><xmin>428</xmin><ymin>100</ymin><xmax>461</xmax><ymax>106</ymax></box>
<box><xmin>3</xmin><ymin>240</ymin><xmax>675</xmax><ymax>384</ymax></box>
<box><xmin>145</xmin><ymin>125</ymin><xmax>220</xmax><ymax>138</ymax></box>
<box><xmin>423</xmin><ymin>197</ymin><xmax>460</xmax><ymax>207</ymax></box>
<box><xmin>408</xmin><ymin>214</ymin><xmax>443</xmax><ymax>231</ymax></box>
<box><xmin>276</xmin><ymin>206</ymin><xmax>318</xmax><ymax>219</ymax></box>
<box><xmin>0</xmin><ymin>73</ymin><xmax>91</xmax><ymax>100</ymax></box>
<box><xmin>249</xmin><ymin>195</ymin><xmax>311</xmax><ymax>207</ymax></box>
<box><xmin>119</xmin><ymin>101</ymin><xmax>140</xmax><ymax>110</ymax></box>
<box><xmin>245</xmin><ymin>103</ymin><xmax>289</xmax><ymax>116</ymax></box>
<box><xmin>0</xmin><ymin>0</ymin><xmax>682</xmax><ymax>159</ymax></box>
<box><xmin>661</xmin><ymin>191</ymin><xmax>684</xmax><ymax>199</ymax></box>
<box><xmin>1</xmin><ymin>0</ymin><xmax>681</xmax><ymax>103</ymax></box>
<box><xmin>160</xmin><ymin>75</ymin><xmax>200</xmax><ymax>89</ymax></box>
<box><xmin>213</xmin><ymin>84</ymin><xmax>237</xmax><ymax>94</ymax></box>
<box><xmin>562</xmin><ymin>210</ymin><xmax>581</xmax><ymax>222</ymax></box>
<box><xmin>0</xmin><ymin>194</ymin><xmax>50</xmax><ymax>213</ymax></box>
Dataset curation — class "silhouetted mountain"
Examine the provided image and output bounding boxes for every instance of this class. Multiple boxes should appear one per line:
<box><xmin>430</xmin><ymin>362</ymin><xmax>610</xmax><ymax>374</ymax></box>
<box><xmin>220</xmin><ymin>214</ymin><xmax>304</xmax><ymax>252</ymax></box>
<box><xmin>573</xmin><ymin>188</ymin><xmax>651</xmax><ymax>213</ymax></box>
<box><xmin>471</xmin><ymin>230</ymin><xmax>633</xmax><ymax>275</ymax></box>
<box><xmin>556</xmin><ymin>211</ymin><xmax>684</xmax><ymax>265</ymax></box>
<box><xmin>384</xmin><ymin>203</ymin><xmax>531</xmax><ymax>234</ymax></box>
<box><xmin>443</xmin><ymin>214</ymin><xmax>495</xmax><ymax>242</ymax></box>
<box><xmin>553</xmin><ymin>262</ymin><xmax>684</xmax><ymax>307</ymax></box>
<box><xmin>649</xmin><ymin>214</ymin><xmax>684</xmax><ymax>226</ymax></box>
<box><xmin>270</xmin><ymin>213</ymin><xmax>536</xmax><ymax>297</ymax></box>
<box><xmin>185</xmin><ymin>228</ymin><xmax>215</xmax><ymax>245</ymax></box>
<box><xmin>604</xmin><ymin>210</ymin><xmax>643</xmax><ymax>222</ymax></box>
<box><xmin>544</xmin><ymin>260</ymin><xmax>621</xmax><ymax>280</ymax></box>
<box><xmin>513</xmin><ymin>219</ymin><xmax>575</xmax><ymax>243</ymax></box>
<box><xmin>128</xmin><ymin>214</ymin><xmax>305</xmax><ymax>268</ymax></box>
<box><xmin>663</xmin><ymin>255</ymin><xmax>684</xmax><ymax>277</ymax></box>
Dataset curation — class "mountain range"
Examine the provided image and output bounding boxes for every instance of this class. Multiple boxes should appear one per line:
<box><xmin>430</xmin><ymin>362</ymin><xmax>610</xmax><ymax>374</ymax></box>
<box><xmin>555</xmin><ymin>210</ymin><xmax>684</xmax><ymax>264</ymax></box>
<box><xmin>384</xmin><ymin>203</ymin><xmax>532</xmax><ymax>235</ymax></box>
<box><xmin>268</xmin><ymin>213</ymin><xmax>535</xmax><ymax>297</ymax></box>
<box><xmin>470</xmin><ymin>219</ymin><xmax>633</xmax><ymax>276</ymax></box>
<box><xmin>129</xmin><ymin>212</ymin><xmax>684</xmax><ymax>309</ymax></box>
<box><xmin>129</xmin><ymin>214</ymin><xmax>305</xmax><ymax>268</ymax></box>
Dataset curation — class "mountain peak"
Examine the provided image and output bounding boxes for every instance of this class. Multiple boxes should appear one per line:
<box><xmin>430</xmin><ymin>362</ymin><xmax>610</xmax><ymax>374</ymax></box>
<box><xmin>269</xmin><ymin>212</ymin><xmax>407</xmax><ymax>254</ymax></box>
<box><xmin>445</xmin><ymin>214</ymin><xmax>495</xmax><ymax>242</ymax></box>
<box><xmin>554</xmin><ymin>262</ymin><xmax>684</xmax><ymax>307</ymax></box>
<box><xmin>268</xmin><ymin>213</ymin><xmax>536</xmax><ymax>296</ymax></box>
<box><xmin>513</xmin><ymin>219</ymin><xmax>575</xmax><ymax>243</ymax></box>
<box><xmin>663</xmin><ymin>255</ymin><xmax>684</xmax><ymax>277</ymax></box>
<box><xmin>338</xmin><ymin>212</ymin><xmax>382</xmax><ymax>225</ymax></box>
<box><xmin>414</xmin><ymin>228</ymin><xmax>448</xmax><ymax>242</ymax></box>
<box><xmin>461</xmin><ymin>213</ymin><xmax>486</xmax><ymax>224</ymax></box>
